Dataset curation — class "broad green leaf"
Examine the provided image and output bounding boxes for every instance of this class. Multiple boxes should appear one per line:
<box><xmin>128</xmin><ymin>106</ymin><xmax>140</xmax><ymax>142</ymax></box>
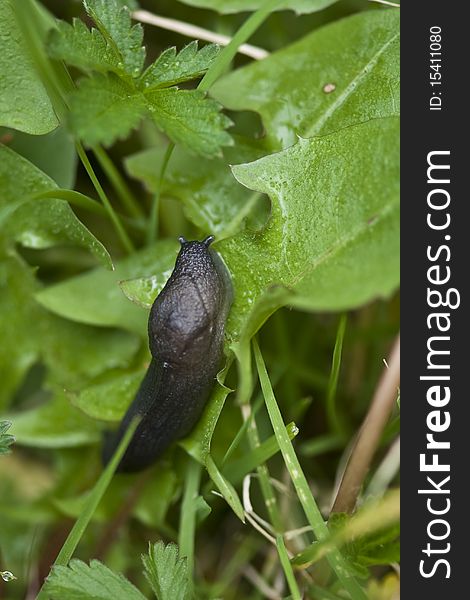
<box><xmin>145</xmin><ymin>88</ymin><xmax>233</xmax><ymax>158</ymax></box>
<box><xmin>7</xmin><ymin>391</ymin><xmax>102</xmax><ymax>448</ymax></box>
<box><xmin>142</xmin><ymin>541</ymin><xmax>191</xmax><ymax>600</ymax></box>
<box><xmin>177</xmin><ymin>0</ymin><xmax>340</xmax><ymax>15</ymax></box>
<box><xmin>125</xmin><ymin>140</ymin><xmax>264</xmax><ymax>240</ymax></box>
<box><xmin>212</xmin><ymin>10</ymin><xmax>399</xmax><ymax>148</ymax></box>
<box><xmin>70</xmin><ymin>369</ymin><xmax>144</xmax><ymax>422</ymax></box>
<box><xmin>48</xmin><ymin>18</ymin><xmax>123</xmax><ymax>76</ymax></box>
<box><xmin>68</xmin><ymin>73</ymin><xmax>147</xmax><ymax>147</ymax></box>
<box><xmin>46</xmin><ymin>558</ymin><xmax>146</xmax><ymax>600</ymax></box>
<box><xmin>83</xmin><ymin>0</ymin><xmax>145</xmax><ymax>75</ymax></box>
<box><xmin>0</xmin><ymin>145</ymin><xmax>111</xmax><ymax>268</ymax></box>
<box><xmin>35</xmin><ymin>239</ymin><xmax>177</xmax><ymax>333</ymax></box>
<box><xmin>7</xmin><ymin>126</ymin><xmax>77</xmax><ymax>188</ymax></box>
<box><xmin>221</xmin><ymin>117</ymin><xmax>399</xmax><ymax>346</ymax></box>
<box><xmin>142</xmin><ymin>41</ymin><xmax>220</xmax><ymax>89</ymax></box>
<box><xmin>0</xmin><ymin>421</ymin><xmax>15</xmax><ymax>455</ymax></box>
<box><xmin>0</xmin><ymin>0</ymin><xmax>58</xmax><ymax>134</ymax></box>
<box><xmin>0</xmin><ymin>247</ymin><xmax>139</xmax><ymax>409</ymax></box>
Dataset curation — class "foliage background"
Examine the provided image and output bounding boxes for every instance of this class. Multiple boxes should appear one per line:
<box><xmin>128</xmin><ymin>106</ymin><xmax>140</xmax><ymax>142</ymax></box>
<box><xmin>0</xmin><ymin>0</ymin><xmax>399</xmax><ymax>598</ymax></box>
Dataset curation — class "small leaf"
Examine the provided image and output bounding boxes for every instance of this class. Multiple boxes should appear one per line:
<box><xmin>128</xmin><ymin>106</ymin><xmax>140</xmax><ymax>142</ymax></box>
<box><xmin>141</xmin><ymin>41</ymin><xmax>220</xmax><ymax>89</ymax></box>
<box><xmin>83</xmin><ymin>0</ymin><xmax>145</xmax><ymax>75</ymax></box>
<box><xmin>0</xmin><ymin>421</ymin><xmax>15</xmax><ymax>456</ymax></box>
<box><xmin>68</xmin><ymin>73</ymin><xmax>147</xmax><ymax>147</ymax></box>
<box><xmin>48</xmin><ymin>18</ymin><xmax>123</xmax><ymax>75</ymax></box>
<box><xmin>145</xmin><ymin>88</ymin><xmax>233</xmax><ymax>157</ymax></box>
<box><xmin>142</xmin><ymin>541</ymin><xmax>191</xmax><ymax>600</ymax></box>
<box><xmin>70</xmin><ymin>369</ymin><xmax>144</xmax><ymax>422</ymax></box>
<box><xmin>120</xmin><ymin>272</ymin><xmax>172</xmax><ymax>309</ymax></box>
<box><xmin>45</xmin><ymin>558</ymin><xmax>146</xmax><ymax>600</ymax></box>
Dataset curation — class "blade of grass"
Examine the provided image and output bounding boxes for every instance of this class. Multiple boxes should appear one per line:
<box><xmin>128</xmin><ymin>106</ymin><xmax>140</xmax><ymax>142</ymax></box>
<box><xmin>35</xmin><ymin>417</ymin><xmax>140</xmax><ymax>600</ymax></box>
<box><xmin>223</xmin><ymin>422</ymin><xmax>299</xmax><ymax>485</ymax></box>
<box><xmin>76</xmin><ymin>143</ymin><xmax>135</xmax><ymax>253</ymax></box>
<box><xmin>147</xmin><ymin>142</ymin><xmax>174</xmax><ymax>244</ymax></box>
<box><xmin>326</xmin><ymin>314</ymin><xmax>347</xmax><ymax>436</ymax></box>
<box><xmin>243</xmin><ymin>403</ymin><xmax>283</xmax><ymax>532</ymax></box>
<box><xmin>276</xmin><ymin>535</ymin><xmax>301</xmax><ymax>600</ymax></box>
<box><xmin>206</xmin><ymin>455</ymin><xmax>245</xmax><ymax>522</ymax></box>
<box><xmin>179</xmin><ymin>458</ymin><xmax>202</xmax><ymax>577</ymax></box>
<box><xmin>198</xmin><ymin>0</ymin><xmax>283</xmax><ymax>92</ymax></box>
<box><xmin>253</xmin><ymin>339</ymin><xmax>367</xmax><ymax>600</ymax></box>
<box><xmin>93</xmin><ymin>146</ymin><xmax>144</xmax><ymax>219</ymax></box>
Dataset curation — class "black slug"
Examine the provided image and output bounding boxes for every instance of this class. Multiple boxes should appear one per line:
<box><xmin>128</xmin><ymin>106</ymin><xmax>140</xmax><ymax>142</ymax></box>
<box><xmin>103</xmin><ymin>235</ymin><xmax>232</xmax><ymax>472</ymax></box>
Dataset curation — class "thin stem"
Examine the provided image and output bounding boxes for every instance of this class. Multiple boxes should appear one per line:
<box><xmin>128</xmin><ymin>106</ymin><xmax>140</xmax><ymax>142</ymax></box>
<box><xmin>93</xmin><ymin>146</ymin><xmax>144</xmax><ymax>219</ymax></box>
<box><xmin>331</xmin><ymin>335</ymin><xmax>400</xmax><ymax>514</ymax></box>
<box><xmin>147</xmin><ymin>143</ymin><xmax>174</xmax><ymax>245</ymax></box>
<box><xmin>179</xmin><ymin>459</ymin><xmax>202</xmax><ymax>578</ymax></box>
<box><xmin>326</xmin><ymin>314</ymin><xmax>347</xmax><ymax>435</ymax></box>
<box><xmin>199</xmin><ymin>0</ymin><xmax>282</xmax><ymax>92</ymax></box>
<box><xmin>276</xmin><ymin>535</ymin><xmax>301</xmax><ymax>600</ymax></box>
<box><xmin>253</xmin><ymin>339</ymin><xmax>367</xmax><ymax>600</ymax></box>
<box><xmin>76</xmin><ymin>143</ymin><xmax>135</xmax><ymax>253</ymax></box>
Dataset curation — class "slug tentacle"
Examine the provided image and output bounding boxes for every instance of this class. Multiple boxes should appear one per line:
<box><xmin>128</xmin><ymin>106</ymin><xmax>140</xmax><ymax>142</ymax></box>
<box><xmin>102</xmin><ymin>236</ymin><xmax>232</xmax><ymax>473</ymax></box>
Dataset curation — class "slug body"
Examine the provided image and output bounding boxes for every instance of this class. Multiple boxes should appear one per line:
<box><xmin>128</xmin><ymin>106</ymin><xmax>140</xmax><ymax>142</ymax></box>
<box><xmin>103</xmin><ymin>236</ymin><xmax>232</xmax><ymax>472</ymax></box>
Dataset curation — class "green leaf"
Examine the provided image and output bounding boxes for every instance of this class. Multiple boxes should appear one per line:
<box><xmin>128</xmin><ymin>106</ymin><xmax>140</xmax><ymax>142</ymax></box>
<box><xmin>0</xmin><ymin>0</ymin><xmax>58</xmax><ymax>134</ymax></box>
<box><xmin>212</xmin><ymin>9</ymin><xmax>399</xmax><ymax>149</ymax></box>
<box><xmin>141</xmin><ymin>41</ymin><xmax>220</xmax><ymax>89</ymax></box>
<box><xmin>7</xmin><ymin>390</ymin><xmax>102</xmax><ymax>448</ymax></box>
<box><xmin>70</xmin><ymin>369</ymin><xmax>144</xmax><ymax>422</ymax></box>
<box><xmin>68</xmin><ymin>73</ymin><xmax>147</xmax><ymax>147</ymax></box>
<box><xmin>34</xmin><ymin>239</ymin><xmax>177</xmax><ymax>333</ymax></box>
<box><xmin>0</xmin><ymin>421</ymin><xmax>15</xmax><ymax>456</ymax></box>
<box><xmin>83</xmin><ymin>0</ymin><xmax>145</xmax><ymax>75</ymax></box>
<box><xmin>48</xmin><ymin>18</ymin><xmax>123</xmax><ymax>75</ymax></box>
<box><xmin>0</xmin><ymin>145</ymin><xmax>111</xmax><ymax>268</ymax></box>
<box><xmin>176</xmin><ymin>0</ymin><xmax>340</xmax><ymax>15</ymax></box>
<box><xmin>145</xmin><ymin>88</ymin><xmax>233</xmax><ymax>157</ymax></box>
<box><xmin>125</xmin><ymin>140</ymin><xmax>264</xmax><ymax>240</ymax></box>
<box><xmin>221</xmin><ymin>117</ymin><xmax>399</xmax><ymax>348</ymax></box>
<box><xmin>46</xmin><ymin>558</ymin><xmax>146</xmax><ymax>600</ymax></box>
<box><xmin>142</xmin><ymin>541</ymin><xmax>191</xmax><ymax>600</ymax></box>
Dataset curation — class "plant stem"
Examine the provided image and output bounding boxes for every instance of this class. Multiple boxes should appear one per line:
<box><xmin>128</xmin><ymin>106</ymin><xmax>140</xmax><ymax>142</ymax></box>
<box><xmin>179</xmin><ymin>459</ymin><xmax>202</xmax><ymax>578</ymax></box>
<box><xmin>147</xmin><ymin>143</ymin><xmax>174</xmax><ymax>245</ymax></box>
<box><xmin>198</xmin><ymin>0</ymin><xmax>283</xmax><ymax>92</ymax></box>
<box><xmin>331</xmin><ymin>335</ymin><xmax>400</xmax><ymax>514</ymax></box>
<box><xmin>93</xmin><ymin>146</ymin><xmax>144</xmax><ymax>219</ymax></box>
<box><xmin>326</xmin><ymin>314</ymin><xmax>347</xmax><ymax>436</ymax></box>
<box><xmin>253</xmin><ymin>339</ymin><xmax>367</xmax><ymax>600</ymax></box>
<box><xmin>276</xmin><ymin>535</ymin><xmax>301</xmax><ymax>600</ymax></box>
<box><xmin>76</xmin><ymin>143</ymin><xmax>135</xmax><ymax>253</ymax></box>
